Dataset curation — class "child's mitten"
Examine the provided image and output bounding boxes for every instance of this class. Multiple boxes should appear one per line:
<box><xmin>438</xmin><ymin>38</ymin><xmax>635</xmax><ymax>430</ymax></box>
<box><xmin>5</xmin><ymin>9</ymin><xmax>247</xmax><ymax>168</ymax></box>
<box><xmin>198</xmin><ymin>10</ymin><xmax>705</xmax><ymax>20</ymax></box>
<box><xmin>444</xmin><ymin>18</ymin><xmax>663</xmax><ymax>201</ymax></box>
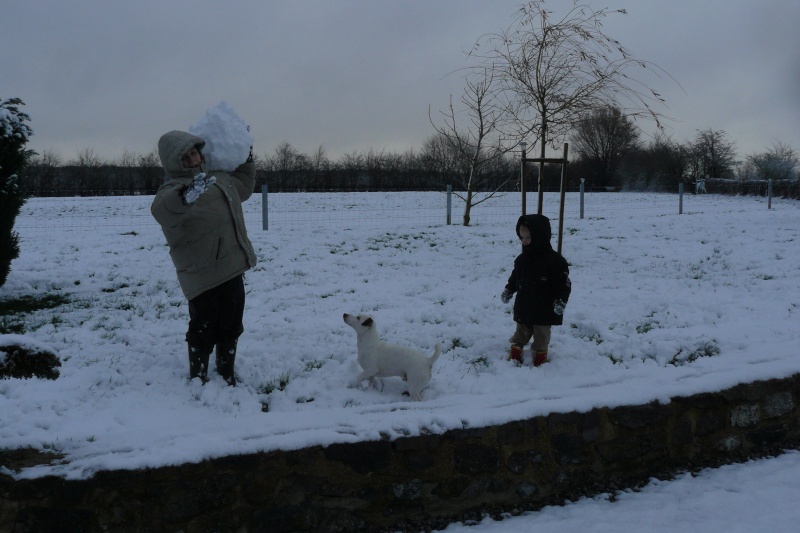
<box><xmin>182</xmin><ymin>172</ymin><xmax>216</xmax><ymax>204</ymax></box>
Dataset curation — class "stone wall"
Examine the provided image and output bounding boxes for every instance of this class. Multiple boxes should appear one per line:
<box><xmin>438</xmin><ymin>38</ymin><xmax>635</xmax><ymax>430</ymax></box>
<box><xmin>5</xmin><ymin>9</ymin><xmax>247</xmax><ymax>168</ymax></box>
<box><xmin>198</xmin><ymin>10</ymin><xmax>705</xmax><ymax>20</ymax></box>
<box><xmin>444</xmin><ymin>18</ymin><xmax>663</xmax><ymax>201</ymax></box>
<box><xmin>2</xmin><ymin>373</ymin><xmax>799</xmax><ymax>532</ymax></box>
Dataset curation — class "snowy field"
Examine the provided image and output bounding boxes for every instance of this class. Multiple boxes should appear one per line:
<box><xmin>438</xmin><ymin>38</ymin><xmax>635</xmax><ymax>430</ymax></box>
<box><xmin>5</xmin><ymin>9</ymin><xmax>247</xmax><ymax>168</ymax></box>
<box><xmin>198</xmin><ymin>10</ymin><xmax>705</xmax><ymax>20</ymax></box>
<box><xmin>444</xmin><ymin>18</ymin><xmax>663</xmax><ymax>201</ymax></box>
<box><xmin>2</xmin><ymin>191</ymin><xmax>800</xmax><ymax>529</ymax></box>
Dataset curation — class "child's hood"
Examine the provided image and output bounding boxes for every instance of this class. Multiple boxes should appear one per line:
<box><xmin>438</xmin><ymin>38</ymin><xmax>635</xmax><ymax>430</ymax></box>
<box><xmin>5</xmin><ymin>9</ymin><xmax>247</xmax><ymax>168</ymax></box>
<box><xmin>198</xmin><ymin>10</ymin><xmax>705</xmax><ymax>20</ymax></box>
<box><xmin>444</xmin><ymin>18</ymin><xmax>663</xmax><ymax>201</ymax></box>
<box><xmin>516</xmin><ymin>214</ymin><xmax>553</xmax><ymax>251</ymax></box>
<box><xmin>158</xmin><ymin>130</ymin><xmax>206</xmax><ymax>176</ymax></box>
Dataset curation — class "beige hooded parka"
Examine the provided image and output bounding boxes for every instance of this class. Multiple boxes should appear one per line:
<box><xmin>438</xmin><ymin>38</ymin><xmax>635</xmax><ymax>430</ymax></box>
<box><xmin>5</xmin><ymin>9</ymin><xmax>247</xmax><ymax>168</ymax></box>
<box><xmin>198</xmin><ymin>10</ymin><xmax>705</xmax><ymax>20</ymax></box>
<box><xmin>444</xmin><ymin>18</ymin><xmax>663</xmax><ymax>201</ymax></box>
<box><xmin>151</xmin><ymin>130</ymin><xmax>257</xmax><ymax>300</ymax></box>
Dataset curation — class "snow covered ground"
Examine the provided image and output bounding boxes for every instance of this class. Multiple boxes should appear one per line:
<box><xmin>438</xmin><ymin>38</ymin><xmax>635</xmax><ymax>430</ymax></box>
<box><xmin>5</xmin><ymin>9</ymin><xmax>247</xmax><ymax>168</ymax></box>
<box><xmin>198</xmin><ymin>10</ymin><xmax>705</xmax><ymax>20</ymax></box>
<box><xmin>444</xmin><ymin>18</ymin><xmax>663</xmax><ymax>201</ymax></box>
<box><xmin>438</xmin><ymin>449</ymin><xmax>800</xmax><ymax>532</ymax></box>
<box><xmin>2</xmin><ymin>190</ymin><xmax>799</xmax><ymax>529</ymax></box>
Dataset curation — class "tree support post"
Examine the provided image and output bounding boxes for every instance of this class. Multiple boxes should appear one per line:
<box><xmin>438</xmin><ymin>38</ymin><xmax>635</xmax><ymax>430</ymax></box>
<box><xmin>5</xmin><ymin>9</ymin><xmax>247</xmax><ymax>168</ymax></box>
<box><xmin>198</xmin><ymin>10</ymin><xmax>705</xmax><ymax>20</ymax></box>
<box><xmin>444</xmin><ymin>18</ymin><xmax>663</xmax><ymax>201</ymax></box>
<box><xmin>520</xmin><ymin>143</ymin><xmax>570</xmax><ymax>253</ymax></box>
<box><xmin>556</xmin><ymin>143</ymin><xmax>569</xmax><ymax>255</ymax></box>
<box><xmin>519</xmin><ymin>142</ymin><xmax>527</xmax><ymax>215</ymax></box>
<box><xmin>261</xmin><ymin>184</ymin><xmax>269</xmax><ymax>230</ymax></box>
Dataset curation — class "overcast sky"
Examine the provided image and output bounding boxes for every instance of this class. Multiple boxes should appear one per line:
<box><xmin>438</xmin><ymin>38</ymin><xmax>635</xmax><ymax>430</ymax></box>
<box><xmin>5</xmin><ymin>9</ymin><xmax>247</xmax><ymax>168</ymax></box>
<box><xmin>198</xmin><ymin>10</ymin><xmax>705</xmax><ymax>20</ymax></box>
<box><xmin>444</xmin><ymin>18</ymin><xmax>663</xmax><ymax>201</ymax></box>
<box><xmin>3</xmin><ymin>0</ymin><xmax>798</xmax><ymax>163</ymax></box>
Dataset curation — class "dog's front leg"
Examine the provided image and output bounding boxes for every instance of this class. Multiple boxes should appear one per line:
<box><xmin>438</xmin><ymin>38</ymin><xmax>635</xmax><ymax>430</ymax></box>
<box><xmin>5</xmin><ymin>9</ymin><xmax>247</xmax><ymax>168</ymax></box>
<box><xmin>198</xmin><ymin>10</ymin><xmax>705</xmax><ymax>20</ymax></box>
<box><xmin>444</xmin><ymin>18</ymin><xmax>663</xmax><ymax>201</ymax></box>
<box><xmin>350</xmin><ymin>369</ymin><xmax>377</xmax><ymax>388</ymax></box>
<box><xmin>367</xmin><ymin>377</ymin><xmax>385</xmax><ymax>391</ymax></box>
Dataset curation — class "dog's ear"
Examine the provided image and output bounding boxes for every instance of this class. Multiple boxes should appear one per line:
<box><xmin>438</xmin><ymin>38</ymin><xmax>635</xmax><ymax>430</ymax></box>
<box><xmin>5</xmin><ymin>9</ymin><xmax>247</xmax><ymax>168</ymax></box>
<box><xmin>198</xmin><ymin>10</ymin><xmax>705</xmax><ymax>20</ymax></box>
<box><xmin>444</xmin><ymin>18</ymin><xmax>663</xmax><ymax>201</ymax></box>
<box><xmin>362</xmin><ymin>317</ymin><xmax>374</xmax><ymax>328</ymax></box>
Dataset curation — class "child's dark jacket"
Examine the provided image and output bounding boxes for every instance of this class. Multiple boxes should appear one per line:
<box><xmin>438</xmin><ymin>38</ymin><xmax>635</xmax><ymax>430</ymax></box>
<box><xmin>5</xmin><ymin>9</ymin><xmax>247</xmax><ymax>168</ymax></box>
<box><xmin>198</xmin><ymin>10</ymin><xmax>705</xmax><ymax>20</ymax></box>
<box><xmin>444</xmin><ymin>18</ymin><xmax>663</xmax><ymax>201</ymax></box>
<box><xmin>504</xmin><ymin>214</ymin><xmax>572</xmax><ymax>326</ymax></box>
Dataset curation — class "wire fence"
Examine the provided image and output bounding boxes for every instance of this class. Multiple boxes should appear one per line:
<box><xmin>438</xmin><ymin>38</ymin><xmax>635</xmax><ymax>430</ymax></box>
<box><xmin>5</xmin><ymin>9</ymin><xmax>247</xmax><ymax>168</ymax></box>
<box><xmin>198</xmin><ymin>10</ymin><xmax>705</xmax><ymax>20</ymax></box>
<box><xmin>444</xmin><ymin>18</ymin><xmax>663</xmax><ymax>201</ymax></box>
<box><xmin>14</xmin><ymin>187</ymin><xmax>783</xmax><ymax>236</ymax></box>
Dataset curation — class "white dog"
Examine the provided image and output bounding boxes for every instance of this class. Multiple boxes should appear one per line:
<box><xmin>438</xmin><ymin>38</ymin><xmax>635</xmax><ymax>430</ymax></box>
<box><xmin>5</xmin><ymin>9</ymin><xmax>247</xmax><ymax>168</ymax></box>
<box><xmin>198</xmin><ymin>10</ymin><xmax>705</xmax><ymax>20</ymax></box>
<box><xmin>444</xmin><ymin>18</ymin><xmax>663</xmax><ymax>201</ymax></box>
<box><xmin>343</xmin><ymin>313</ymin><xmax>441</xmax><ymax>401</ymax></box>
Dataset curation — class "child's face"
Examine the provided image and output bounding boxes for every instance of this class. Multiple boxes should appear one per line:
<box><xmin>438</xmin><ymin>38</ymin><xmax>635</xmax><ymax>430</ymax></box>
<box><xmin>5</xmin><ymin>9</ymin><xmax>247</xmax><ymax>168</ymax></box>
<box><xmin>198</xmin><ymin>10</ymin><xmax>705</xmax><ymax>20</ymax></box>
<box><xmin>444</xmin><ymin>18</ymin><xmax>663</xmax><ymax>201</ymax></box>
<box><xmin>181</xmin><ymin>147</ymin><xmax>202</xmax><ymax>169</ymax></box>
<box><xmin>518</xmin><ymin>225</ymin><xmax>532</xmax><ymax>246</ymax></box>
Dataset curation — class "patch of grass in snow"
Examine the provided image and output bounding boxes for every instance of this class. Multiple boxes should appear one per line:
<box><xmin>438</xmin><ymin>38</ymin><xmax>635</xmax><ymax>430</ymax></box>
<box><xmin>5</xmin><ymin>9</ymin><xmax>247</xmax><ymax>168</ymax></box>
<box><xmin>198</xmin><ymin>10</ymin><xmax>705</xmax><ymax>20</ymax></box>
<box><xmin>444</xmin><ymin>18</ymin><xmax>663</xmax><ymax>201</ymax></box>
<box><xmin>570</xmin><ymin>323</ymin><xmax>604</xmax><ymax>344</ymax></box>
<box><xmin>465</xmin><ymin>355</ymin><xmax>490</xmax><ymax>374</ymax></box>
<box><xmin>670</xmin><ymin>340</ymin><xmax>721</xmax><ymax>366</ymax></box>
<box><xmin>0</xmin><ymin>294</ymin><xmax>71</xmax><ymax>334</ymax></box>
<box><xmin>101</xmin><ymin>283</ymin><xmax>131</xmax><ymax>293</ymax></box>
<box><xmin>605</xmin><ymin>339</ymin><xmax>721</xmax><ymax>367</ymax></box>
<box><xmin>258</xmin><ymin>370</ymin><xmax>310</xmax><ymax>412</ymax></box>
<box><xmin>688</xmin><ymin>264</ymin><xmax>706</xmax><ymax>280</ymax></box>
<box><xmin>366</xmin><ymin>232</ymin><xmax>434</xmax><ymax>252</ymax></box>
<box><xmin>108</xmin><ymin>298</ymin><xmax>136</xmax><ymax>312</ymax></box>
<box><xmin>0</xmin><ymin>318</ymin><xmax>25</xmax><ymax>335</ymax></box>
<box><xmin>449</xmin><ymin>337</ymin><xmax>465</xmax><ymax>350</ymax></box>
<box><xmin>258</xmin><ymin>372</ymin><xmax>291</xmax><ymax>395</ymax></box>
<box><xmin>636</xmin><ymin>320</ymin><xmax>659</xmax><ymax>334</ymax></box>
<box><xmin>305</xmin><ymin>359</ymin><xmax>325</xmax><ymax>371</ymax></box>
<box><xmin>636</xmin><ymin>311</ymin><xmax>664</xmax><ymax>334</ymax></box>
<box><xmin>329</xmin><ymin>241</ymin><xmax>357</xmax><ymax>254</ymax></box>
<box><xmin>154</xmin><ymin>299</ymin><xmax>183</xmax><ymax>320</ymax></box>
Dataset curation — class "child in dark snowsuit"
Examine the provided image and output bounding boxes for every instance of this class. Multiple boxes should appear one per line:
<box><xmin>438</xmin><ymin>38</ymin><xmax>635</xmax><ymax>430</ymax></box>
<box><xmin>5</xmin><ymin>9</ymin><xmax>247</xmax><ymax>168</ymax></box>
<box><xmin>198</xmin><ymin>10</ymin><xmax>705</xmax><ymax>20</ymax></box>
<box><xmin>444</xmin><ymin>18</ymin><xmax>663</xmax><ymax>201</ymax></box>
<box><xmin>501</xmin><ymin>214</ymin><xmax>571</xmax><ymax>366</ymax></box>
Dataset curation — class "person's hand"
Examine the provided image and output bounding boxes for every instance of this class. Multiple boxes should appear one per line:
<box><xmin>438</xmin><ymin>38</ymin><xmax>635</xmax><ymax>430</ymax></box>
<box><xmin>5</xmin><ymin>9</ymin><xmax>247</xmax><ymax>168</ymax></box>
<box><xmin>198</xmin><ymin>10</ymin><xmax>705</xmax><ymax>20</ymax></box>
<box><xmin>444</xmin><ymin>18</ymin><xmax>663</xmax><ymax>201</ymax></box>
<box><xmin>553</xmin><ymin>299</ymin><xmax>566</xmax><ymax>315</ymax></box>
<box><xmin>182</xmin><ymin>172</ymin><xmax>216</xmax><ymax>204</ymax></box>
<box><xmin>501</xmin><ymin>289</ymin><xmax>513</xmax><ymax>304</ymax></box>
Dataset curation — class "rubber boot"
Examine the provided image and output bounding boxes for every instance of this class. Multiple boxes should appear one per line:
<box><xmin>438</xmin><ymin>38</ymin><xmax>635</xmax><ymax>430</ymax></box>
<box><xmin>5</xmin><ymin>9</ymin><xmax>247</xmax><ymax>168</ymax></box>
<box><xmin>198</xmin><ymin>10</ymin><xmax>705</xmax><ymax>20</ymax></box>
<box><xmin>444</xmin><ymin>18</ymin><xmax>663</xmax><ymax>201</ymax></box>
<box><xmin>188</xmin><ymin>344</ymin><xmax>211</xmax><ymax>383</ymax></box>
<box><xmin>216</xmin><ymin>339</ymin><xmax>238</xmax><ymax>386</ymax></box>
<box><xmin>534</xmin><ymin>350</ymin><xmax>548</xmax><ymax>367</ymax></box>
<box><xmin>508</xmin><ymin>345</ymin><xmax>524</xmax><ymax>364</ymax></box>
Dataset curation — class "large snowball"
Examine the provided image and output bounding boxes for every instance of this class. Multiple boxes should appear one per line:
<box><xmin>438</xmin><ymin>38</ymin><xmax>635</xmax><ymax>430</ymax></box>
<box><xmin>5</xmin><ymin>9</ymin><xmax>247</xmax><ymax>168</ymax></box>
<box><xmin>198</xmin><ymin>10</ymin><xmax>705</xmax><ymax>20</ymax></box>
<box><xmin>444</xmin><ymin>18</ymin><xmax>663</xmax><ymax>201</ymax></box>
<box><xmin>188</xmin><ymin>101</ymin><xmax>254</xmax><ymax>172</ymax></box>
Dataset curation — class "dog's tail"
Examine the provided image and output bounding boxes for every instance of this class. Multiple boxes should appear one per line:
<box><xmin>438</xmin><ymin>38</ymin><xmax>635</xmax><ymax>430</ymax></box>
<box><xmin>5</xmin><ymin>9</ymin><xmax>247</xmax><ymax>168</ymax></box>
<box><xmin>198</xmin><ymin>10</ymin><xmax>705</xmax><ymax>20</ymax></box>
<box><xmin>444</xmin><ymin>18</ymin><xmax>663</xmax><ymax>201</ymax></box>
<box><xmin>429</xmin><ymin>343</ymin><xmax>442</xmax><ymax>366</ymax></box>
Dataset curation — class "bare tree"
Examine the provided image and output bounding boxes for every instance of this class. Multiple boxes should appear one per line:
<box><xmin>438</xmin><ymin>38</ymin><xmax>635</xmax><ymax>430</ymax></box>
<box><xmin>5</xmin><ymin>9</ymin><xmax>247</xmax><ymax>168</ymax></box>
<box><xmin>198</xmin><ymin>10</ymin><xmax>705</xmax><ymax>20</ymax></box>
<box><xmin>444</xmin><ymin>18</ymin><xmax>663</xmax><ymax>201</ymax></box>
<box><xmin>35</xmin><ymin>149</ymin><xmax>64</xmax><ymax>168</ymax></box>
<box><xmin>138</xmin><ymin>149</ymin><xmax>160</xmax><ymax>168</ymax></box>
<box><xmin>68</xmin><ymin>147</ymin><xmax>104</xmax><ymax>193</ymax></box>
<box><xmin>616</xmin><ymin>132</ymin><xmax>688</xmax><ymax>191</ymax></box>
<box><xmin>117</xmin><ymin>150</ymin><xmax>138</xmax><ymax>168</ymax></box>
<box><xmin>470</xmin><ymin>0</ymin><xmax>674</xmax><ymax>211</ymax></box>
<box><xmin>430</xmin><ymin>67</ymin><xmax>516</xmax><ymax>225</ymax></box>
<box><xmin>113</xmin><ymin>149</ymin><xmax>139</xmax><ymax>192</ymax></box>
<box><xmin>571</xmin><ymin>106</ymin><xmax>640</xmax><ymax>189</ymax></box>
<box><xmin>71</xmin><ymin>147</ymin><xmax>103</xmax><ymax>167</ymax></box>
<box><xmin>138</xmin><ymin>149</ymin><xmax>163</xmax><ymax>193</ymax></box>
<box><xmin>267</xmin><ymin>142</ymin><xmax>309</xmax><ymax>190</ymax></box>
<box><xmin>22</xmin><ymin>150</ymin><xmax>61</xmax><ymax>194</ymax></box>
<box><xmin>691</xmin><ymin>129</ymin><xmax>737</xmax><ymax>181</ymax></box>
<box><xmin>741</xmin><ymin>141</ymin><xmax>799</xmax><ymax>182</ymax></box>
<box><xmin>420</xmin><ymin>133</ymin><xmax>465</xmax><ymax>183</ymax></box>
<box><xmin>310</xmin><ymin>145</ymin><xmax>330</xmax><ymax>189</ymax></box>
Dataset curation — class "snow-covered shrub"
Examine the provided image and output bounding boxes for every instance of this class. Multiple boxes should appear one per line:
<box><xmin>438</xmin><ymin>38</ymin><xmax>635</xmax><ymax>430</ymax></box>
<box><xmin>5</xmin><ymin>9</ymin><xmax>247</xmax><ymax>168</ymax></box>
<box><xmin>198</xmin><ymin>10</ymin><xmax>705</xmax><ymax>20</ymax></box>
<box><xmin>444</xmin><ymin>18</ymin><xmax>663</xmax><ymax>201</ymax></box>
<box><xmin>0</xmin><ymin>97</ymin><xmax>33</xmax><ymax>288</ymax></box>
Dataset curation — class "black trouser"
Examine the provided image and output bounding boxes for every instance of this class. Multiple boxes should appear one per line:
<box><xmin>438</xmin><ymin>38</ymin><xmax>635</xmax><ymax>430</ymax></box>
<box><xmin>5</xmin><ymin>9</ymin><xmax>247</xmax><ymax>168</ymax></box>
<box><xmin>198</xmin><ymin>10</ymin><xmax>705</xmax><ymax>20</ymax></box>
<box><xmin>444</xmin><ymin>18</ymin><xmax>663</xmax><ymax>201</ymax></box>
<box><xmin>185</xmin><ymin>274</ymin><xmax>245</xmax><ymax>350</ymax></box>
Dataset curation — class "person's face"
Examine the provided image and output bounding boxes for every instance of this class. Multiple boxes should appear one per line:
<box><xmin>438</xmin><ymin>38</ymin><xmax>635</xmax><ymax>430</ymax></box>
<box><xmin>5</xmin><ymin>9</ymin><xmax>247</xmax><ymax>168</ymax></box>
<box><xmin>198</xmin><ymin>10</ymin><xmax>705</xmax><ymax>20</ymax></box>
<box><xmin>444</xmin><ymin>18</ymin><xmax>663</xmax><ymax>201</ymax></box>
<box><xmin>181</xmin><ymin>147</ymin><xmax>202</xmax><ymax>169</ymax></box>
<box><xmin>518</xmin><ymin>225</ymin><xmax>532</xmax><ymax>246</ymax></box>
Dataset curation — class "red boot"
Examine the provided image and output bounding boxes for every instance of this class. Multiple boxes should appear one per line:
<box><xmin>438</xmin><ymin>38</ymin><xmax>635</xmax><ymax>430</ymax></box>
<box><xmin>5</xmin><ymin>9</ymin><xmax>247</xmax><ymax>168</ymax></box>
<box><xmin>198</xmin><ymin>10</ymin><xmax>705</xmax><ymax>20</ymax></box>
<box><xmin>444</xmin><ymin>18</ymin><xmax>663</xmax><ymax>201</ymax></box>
<box><xmin>508</xmin><ymin>345</ymin><xmax>523</xmax><ymax>364</ymax></box>
<box><xmin>533</xmin><ymin>350</ymin><xmax>548</xmax><ymax>367</ymax></box>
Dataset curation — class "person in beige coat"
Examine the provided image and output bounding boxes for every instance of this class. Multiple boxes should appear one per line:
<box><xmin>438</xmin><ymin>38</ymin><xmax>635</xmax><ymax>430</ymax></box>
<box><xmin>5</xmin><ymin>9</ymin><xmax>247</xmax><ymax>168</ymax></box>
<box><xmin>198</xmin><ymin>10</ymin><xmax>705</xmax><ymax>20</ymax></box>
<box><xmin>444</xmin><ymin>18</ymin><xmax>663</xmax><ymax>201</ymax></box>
<box><xmin>151</xmin><ymin>130</ymin><xmax>257</xmax><ymax>385</ymax></box>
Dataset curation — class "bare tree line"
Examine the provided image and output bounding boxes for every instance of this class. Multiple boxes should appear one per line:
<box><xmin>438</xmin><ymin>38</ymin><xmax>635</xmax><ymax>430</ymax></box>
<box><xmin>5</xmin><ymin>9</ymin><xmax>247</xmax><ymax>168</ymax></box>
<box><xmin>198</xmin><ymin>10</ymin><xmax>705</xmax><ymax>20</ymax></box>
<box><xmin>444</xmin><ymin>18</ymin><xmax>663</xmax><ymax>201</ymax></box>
<box><xmin>571</xmin><ymin>110</ymin><xmax>799</xmax><ymax>190</ymax></box>
<box><xmin>20</xmin><ymin>124</ymin><xmax>798</xmax><ymax>199</ymax></box>
<box><xmin>20</xmin><ymin>138</ymin><xmax>522</xmax><ymax>197</ymax></box>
